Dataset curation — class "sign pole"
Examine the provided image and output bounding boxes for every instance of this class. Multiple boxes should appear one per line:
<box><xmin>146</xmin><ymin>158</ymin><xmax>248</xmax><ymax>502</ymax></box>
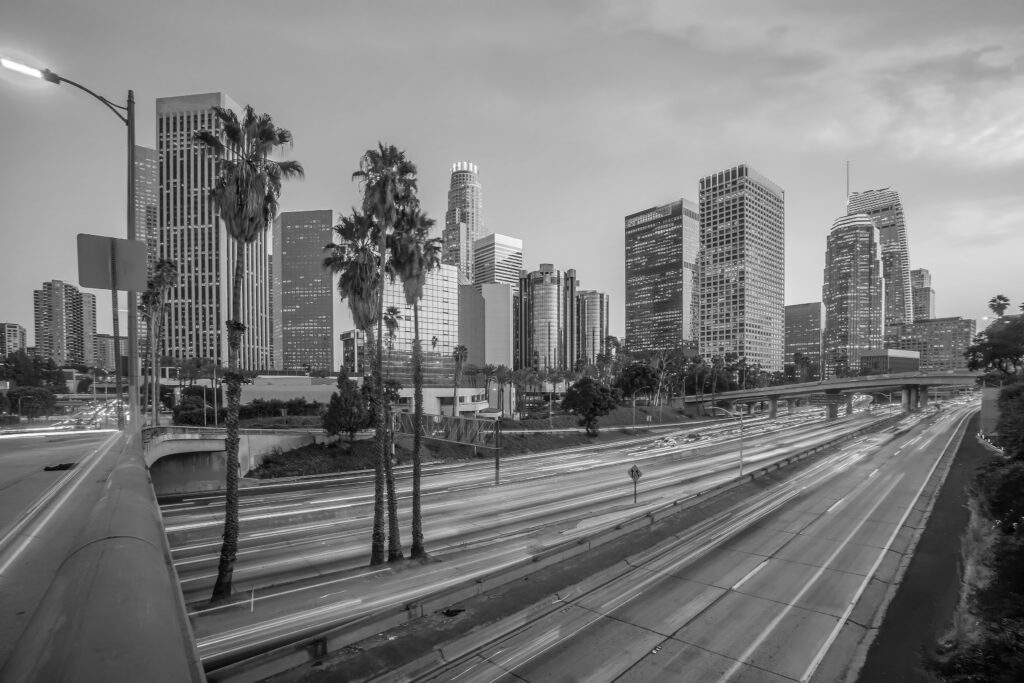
<box><xmin>109</xmin><ymin>241</ymin><xmax>124</xmax><ymax>429</ymax></box>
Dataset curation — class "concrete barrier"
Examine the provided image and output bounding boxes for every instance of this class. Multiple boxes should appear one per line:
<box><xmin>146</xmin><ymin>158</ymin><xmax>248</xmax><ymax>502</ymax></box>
<box><xmin>0</xmin><ymin>431</ymin><xmax>205</xmax><ymax>683</ymax></box>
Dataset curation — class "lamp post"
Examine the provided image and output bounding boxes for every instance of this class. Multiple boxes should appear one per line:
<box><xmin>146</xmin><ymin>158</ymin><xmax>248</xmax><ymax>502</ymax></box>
<box><xmin>708</xmin><ymin>406</ymin><xmax>745</xmax><ymax>477</ymax></box>
<box><xmin>632</xmin><ymin>390</ymin><xmax>640</xmax><ymax>434</ymax></box>
<box><xmin>2</xmin><ymin>57</ymin><xmax>139</xmax><ymax>430</ymax></box>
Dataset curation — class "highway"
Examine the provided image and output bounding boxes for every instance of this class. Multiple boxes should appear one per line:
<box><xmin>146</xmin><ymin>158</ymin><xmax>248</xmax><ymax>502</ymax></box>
<box><xmin>164</xmin><ymin>411</ymin><xmax>858</xmax><ymax>603</ymax></box>
<box><xmin>171</xmin><ymin>409</ymin><xmax>914</xmax><ymax>669</ymax></box>
<box><xmin>410</xmin><ymin>405</ymin><xmax>974</xmax><ymax>683</ymax></box>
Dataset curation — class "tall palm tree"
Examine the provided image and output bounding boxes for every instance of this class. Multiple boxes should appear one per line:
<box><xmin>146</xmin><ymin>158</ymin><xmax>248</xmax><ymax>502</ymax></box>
<box><xmin>452</xmin><ymin>345</ymin><xmax>468</xmax><ymax>417</ymax></box>
<box><xmin>139</xmin><ymin>259</ymin><xmax>178</xmax><ymax>425</ymax></box>
<box><xmin>989</xmin><ymin>294</ymin><xmax>1011</xmax><ymax>318</ymax></box>
<box><xmin>481</xmin><ymin>364</ymin><xmax>497</xmax><ymax>405</ymax></box>
<box><xmin>354</xmin><ymin>143</ymin><xmax>418</xmax><ymax>563</ymax></box>
<box><xmin>194</xmin><ymin>105</ymin><xmax>303</xmax><ymax>601</ymax></box>
<box><xmin>388</xmin><ymin>206</ymin><xmax>440</xmax><ymax>559</ymax></box>
<box><xmin>324</xmin><ymin>210</ymin><xmax>388</xmax><ymax>564</ymax></box>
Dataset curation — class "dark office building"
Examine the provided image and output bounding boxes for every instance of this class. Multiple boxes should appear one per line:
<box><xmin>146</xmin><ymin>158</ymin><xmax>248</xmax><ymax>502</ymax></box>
<box><xmin>624</xmin><ymin>198</ymin><xmax>699</xmax><ymax>352</ymax></box>
<box><xmin>785</xmin><ymin>302</ymin><xmax>823</xmax><ymax>381</ymax></box>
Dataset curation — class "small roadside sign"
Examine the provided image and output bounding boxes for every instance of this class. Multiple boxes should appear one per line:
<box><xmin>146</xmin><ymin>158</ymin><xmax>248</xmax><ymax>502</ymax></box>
<box><xmin>628</xmin><ymin>465</ymin><xmax>642</xmax><ymax>503</ymax></box>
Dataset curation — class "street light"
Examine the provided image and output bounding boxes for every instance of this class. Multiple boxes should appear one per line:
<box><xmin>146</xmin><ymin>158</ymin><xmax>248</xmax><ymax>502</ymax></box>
<box><xmin>2</xmin><ymin>57</ymin><xmax>139</xmax><ymax>430</ymax></box>
<box><xmin>708</xmin><ymin>406</ymin><xmax>745</xmax><ymax>477</ymax></box>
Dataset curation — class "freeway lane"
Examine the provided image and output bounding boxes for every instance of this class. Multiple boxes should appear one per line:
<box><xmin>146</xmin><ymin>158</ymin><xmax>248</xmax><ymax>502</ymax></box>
<box><xmin>411</xmin><ymin>407</ymin><xmax>972</xmax><ymax>683</ymax></box>
<box><xmin>0</xmin><ymin>429</ymin><xmax>120</xmax><ymax>671</ymax></box>
<box><xmin>171</xmin><ymin>414</ymin><xmax>886</xmax><ymax>602</ymax></box>
<box><xmin>187</xmin><ymin>413</ymin><xmax>910</xmax><ymax>668</ymax></box>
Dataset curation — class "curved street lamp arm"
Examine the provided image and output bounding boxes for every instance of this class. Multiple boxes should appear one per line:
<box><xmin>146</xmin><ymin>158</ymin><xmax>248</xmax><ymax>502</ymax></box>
<box><xmin>43</xmin><ymin>69</ymin><xmax>128</xmax><ymax>125</ymax></box>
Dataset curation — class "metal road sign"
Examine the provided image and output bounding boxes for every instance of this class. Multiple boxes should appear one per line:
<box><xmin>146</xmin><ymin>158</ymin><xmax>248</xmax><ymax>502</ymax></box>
<box><xmin>77</xmin><ymin>233</ymin><xmax>147</xmax><ymax>292</ymax></box>
<box><xmin>629</xmin><ymin>464</ymin><xmax>641</xmax><ymax>482</ymax></box>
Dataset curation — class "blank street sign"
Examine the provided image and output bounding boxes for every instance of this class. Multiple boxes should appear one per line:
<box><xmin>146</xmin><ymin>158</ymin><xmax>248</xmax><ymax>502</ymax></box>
<box><xmin>77</xmin><ymin>233</ymin><xmax>147</xmax><ymax>292</ymax></box>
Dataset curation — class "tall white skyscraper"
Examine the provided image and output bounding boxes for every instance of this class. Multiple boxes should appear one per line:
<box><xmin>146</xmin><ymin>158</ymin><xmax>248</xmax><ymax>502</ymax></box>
<box><xmin>157</xmin><ymin>93</ymin><xmax>272</xmax><ymax>370</ymax></box>
<box><xmin>698</xmin><ymin>164</ymin><xmax>786</xmax><ymax>372</ymax></box>
<box><xmin>442</xmin><ymin>161</ymin><xmax>483</xmax><ymax>282</ymax></box>
<box><xmin>847</xmin><ymin>188</ymin><xmax>912</xmax><ymax>329</ymax></box>
<box><xmin>0</xmin><ymin>323</ymin><xmax>27</xmax><ymax>357</ymax></box>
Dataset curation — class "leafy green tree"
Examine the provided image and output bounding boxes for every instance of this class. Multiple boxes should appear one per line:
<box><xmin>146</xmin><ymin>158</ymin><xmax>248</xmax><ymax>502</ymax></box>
<box><xmin>7</xmin><ymin>386</ymin><xmax>56</xmax><ymax>417</ymax></box>
<box><xmin>0</xmin><ymin>392</ymin><xmax>9</xmax><ymax>414</ymax></box>
<box><xmin>561</xmin><ymin>377</ymin><xmax>618</xmax><ymax>435</ymax></box>
<box><xmin>324</xmin><ymin>370</ymin><xmax>367</xmax><ymax>444</ymax></box>
<box><xmin>139</xmin><ymin>259</ymin><xmax>178</xmax><ymax>425</ymax></box>
<box><xmin>989</xmin><ymin>294</ymin><xmax>1011</xmax><ymax>318</ymax></box>
<box><xmin>353</xmin><ymin>143</ymin><xmax>418</xmax><ymax>564</ymax></box>
<box><xmin>617</xmin><ymin>362</ymin><xmax>658</xmax><ymax>401</ymax></box>
<box><xmin>194</xmin><ymin>105</ymin><xmax>304</xmax><ymax>602</ymax></box>
<box><xmin>967</xmin><ymin>313</ymin><xmax>1024</xmax><ymax>379</ymax></box>
<box><xmin>1</xmin><ymin>350</ymin><xmax>38</xmax><ymax>386</ymax></box>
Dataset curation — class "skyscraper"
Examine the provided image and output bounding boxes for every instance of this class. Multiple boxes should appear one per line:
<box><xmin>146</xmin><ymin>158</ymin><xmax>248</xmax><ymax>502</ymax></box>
<box><xmin>624</xmin><ymin>198</ymin><xmax>699</xmax><ymax>352</ymax></box>
<box><xmin>518</xmin><ymin>264</ymin><xmax>578</xmax><ymax>372</ymax></box>
<box><xmin>272</xmin><ymin>210</ymin><xmax>335</xmax><ymax>373</ymax></box>
<box><xmin>784</xmin><ymin>302</ymin><xmax>823</xmax><ymax>381</ymax></box>
<box><xmin>32</xmin><ymin>280</ymin><xmax>96</xmax><ymax>366</ymax></box>
<box><xmin>847</xmin><ymin>188</ymin><xmax>912</xmax><ymax>328</ymax></box>
<box><xmin>135</xmin><ymin>145</ymin><xmax>160</xmax><ymax>272</ymax></box>
<box><xmin>473</xmin><ymin>233</ymin><xmax>522</xmax><ymax>289</ymax></box>
<box><xmin>0</xmin><ymin>323</ymin><xmax>27</xmax><ymax>356</ymax></box>
<box><xmin>442</xmin><ymin>161</ymin><xmax>483</xmax><ymax>282</ymax></box>
<box><xmin>577</xmin><ymin>290</ymin><xmax>610</xmax><ymax>366</ymax></box>
<box><xmin>157</xmin><ymin>93</ymin><xmax>272</xmax><ymax>370</ymax></box>
<box><xmin>822</xmin><ymin>214</ymin><xmax>885</xmax><ymax>378</ymax></box>
<box><xmin>911</xmin><ymin>268</ymin><xmax>935</xmax><ymax>322</ymax></box>
<box><xmin>698</xmin><ymin>165</ymin><xmax>785</xmax><ymax>371</ymax></box>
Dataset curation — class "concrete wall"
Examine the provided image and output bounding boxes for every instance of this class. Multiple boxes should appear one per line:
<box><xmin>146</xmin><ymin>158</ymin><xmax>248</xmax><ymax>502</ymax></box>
<box><xmin>146</xmin><ymin>429</ymin><xmax>337</xmax><ymax>495</ymax></box>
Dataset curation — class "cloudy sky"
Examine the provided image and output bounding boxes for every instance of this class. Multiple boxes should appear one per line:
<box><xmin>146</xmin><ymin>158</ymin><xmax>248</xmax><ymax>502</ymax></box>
<box><xmin>2</xmin><ymin>0</ymin><xmax>1022</xmax><ymax>356</ymax></box>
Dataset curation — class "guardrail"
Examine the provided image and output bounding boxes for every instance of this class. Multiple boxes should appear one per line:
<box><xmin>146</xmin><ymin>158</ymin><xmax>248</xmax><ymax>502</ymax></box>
<box><xmin>0</xmin><ymin>430</ymin><xmax>206</xmax><ymax>683</ymax></box>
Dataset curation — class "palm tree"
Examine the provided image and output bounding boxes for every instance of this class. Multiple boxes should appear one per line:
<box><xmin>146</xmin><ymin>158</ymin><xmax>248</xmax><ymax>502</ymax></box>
<box><xmin>481</xmin><ymin>363</ymin><xmax>497</xmax><ymax>405</ymax></box>
<box><xmin>989</xmin><ymin>294</ymin><xmax>1011</xmax><ymax>318</ymax></box>
<box><xmin>139</xmin><ymin>259</ymin><xmax>178</xmax><ymax>425</ymax></box>
<box><xmin>324</xmin><ymin>210</ymin><xmax>387</xmax><ymax>564</ymax></box>
<box><xmin>194</xmin><ymin>105</ymin><xmax>303</xmax><ymax>602</ymax></box>
<box><xmin>387</xmin><ymin>206</ymin><xmax>440</xmax><ymax>559</ymax></box>
<box><xmin>354</xmin><ymin>143</ymin><xmax>418</xmax><ymax>564</ymax></box>
<box><xmin>452</xmin><ymin>345</ymin><xmax>468</xmax><ymax>417</ymax></box>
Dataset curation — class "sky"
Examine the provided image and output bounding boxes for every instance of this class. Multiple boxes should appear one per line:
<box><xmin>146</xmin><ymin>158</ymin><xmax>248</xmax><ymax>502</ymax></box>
<box><xmin>2</xmin><ymin>0</ymin><xmax>1022</xmax><ymax>359</ymax></box>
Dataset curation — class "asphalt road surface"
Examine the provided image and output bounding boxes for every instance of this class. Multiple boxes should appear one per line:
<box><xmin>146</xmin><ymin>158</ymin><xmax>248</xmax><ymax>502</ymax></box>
<box><xmin>411</xmin><ymin>407</ymin><xmax>972</xmax><ymax>683</ymax></box>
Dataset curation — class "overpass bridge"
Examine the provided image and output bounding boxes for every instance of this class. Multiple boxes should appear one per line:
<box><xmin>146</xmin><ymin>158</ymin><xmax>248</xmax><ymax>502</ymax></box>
<box><xmin>683</xmin><ymin>371</ymin><xmax>980</xmax><ymax>419</ymax></box>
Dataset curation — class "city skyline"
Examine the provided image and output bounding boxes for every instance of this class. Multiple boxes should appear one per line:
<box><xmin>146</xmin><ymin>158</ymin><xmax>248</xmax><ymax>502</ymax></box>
<box><xmin>2</xmin><ymin>1</ymin><xmax>1022</xmax><ymax>358</ymax></box>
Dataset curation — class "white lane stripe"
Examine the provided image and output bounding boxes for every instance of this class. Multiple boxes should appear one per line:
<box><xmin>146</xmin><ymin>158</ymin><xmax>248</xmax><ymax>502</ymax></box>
<box><xmin>825</xmin><ymin>497</ymin><xmax>845</xmax><ymax>514</ymax></box>
<box><xmin>732</xmin><ymin>560</ymin><xmax>768</xmax><ymax>591</ymax></box>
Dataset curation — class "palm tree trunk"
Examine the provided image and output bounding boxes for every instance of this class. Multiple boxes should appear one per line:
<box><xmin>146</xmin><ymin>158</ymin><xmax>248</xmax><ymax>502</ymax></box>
<box><xmin>211</xmin><ymin>241</ymin><xmax>245</xmax><ymax>602</ymax></box>
<box><xmin>376</xmin><ymin>225</ymin><xmax>402</xmax><ymax>563</ymax></box>
<box><xmin>365</xmin><ymin>325</ymin><xmax>386</xmax><ymax>566</ymax></box>
<box><xmin>411</xmin><ymin>303</ymin><xmax>426</xmax><ymax>558</ymax></box>
<box><xmin>151</xmin><ymin>324</ymin><xmax>160</xmax><ymax>426</ymax></box>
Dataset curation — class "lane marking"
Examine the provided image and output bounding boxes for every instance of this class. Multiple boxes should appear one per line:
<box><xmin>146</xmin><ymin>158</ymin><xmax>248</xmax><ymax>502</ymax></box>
<box><xmin>719</xmin><ymin>473</ymin><xmax>905</xmax><ymax>683</ymax></box>
<box><xmin>732</xmin><ymin>560</ymin><xmax>768</xmax><ymax>591</ymax></box>
<box><xmin>798</xmin><ymin>410</ymin><xmax>974</xmax><ymax>682</ymax></box>
<box><xmin>825</xmin><ymin>497</ymin><xmax>846</xmax><ymax>514</ymax></box>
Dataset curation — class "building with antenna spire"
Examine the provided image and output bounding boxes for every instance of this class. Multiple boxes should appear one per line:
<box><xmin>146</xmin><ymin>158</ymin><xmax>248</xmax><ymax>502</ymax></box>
<box><xmin>442</xmin><ymin>161</ymin><xmax>484</xmax><ymax>282</ymax></box>
<box><xmin>847</xmin><ymin>188</ymin><xmax>913</xmax><ymax>329</ymax></box>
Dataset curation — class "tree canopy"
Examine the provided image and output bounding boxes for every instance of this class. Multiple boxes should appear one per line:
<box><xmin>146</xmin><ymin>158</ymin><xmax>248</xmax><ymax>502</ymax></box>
<box><xmin>561</xmin><ymin>377</ymin><xmax>618</xmax><ymax>435</ymax></box>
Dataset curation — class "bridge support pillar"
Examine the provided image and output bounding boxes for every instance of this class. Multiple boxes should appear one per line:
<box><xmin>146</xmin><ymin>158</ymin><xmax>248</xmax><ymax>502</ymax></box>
<box><xmin>768</xmin><ymin>397</ymin><xmax>778</xmax><ymax>419</ymax></box>
<box><xmin>920</xmin><ymin>386</ymin><xmax>929</xmax><ymax>408</ymax></box>
<box><xmin>902</xmin><ymin>385</ymin><xmax>920</xmax><ymax>413</ymax></box>
<box><xmin>826</xmin><ymin>401</ymin><xmax>839</xmax><ymax>420</ymax></box>
<box><xmin>845</xmin><ymin>393</ymin><xmax>854</xmax><ymax>416</ymax></box>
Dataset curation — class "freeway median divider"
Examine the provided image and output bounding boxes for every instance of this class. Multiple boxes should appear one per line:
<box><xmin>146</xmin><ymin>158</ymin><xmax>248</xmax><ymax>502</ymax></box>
<box><xmin>203</xmin><ymin>413</ymin><xmax>908</xmax><ymax>683</ymax></box>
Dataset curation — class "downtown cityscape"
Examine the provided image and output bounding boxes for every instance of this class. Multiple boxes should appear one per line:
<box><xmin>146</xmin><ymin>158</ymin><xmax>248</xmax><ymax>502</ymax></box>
<box><xmin>1</xmin><ymin>2</ymin><xmax>1023</xmax><ymax>683</ymax></box>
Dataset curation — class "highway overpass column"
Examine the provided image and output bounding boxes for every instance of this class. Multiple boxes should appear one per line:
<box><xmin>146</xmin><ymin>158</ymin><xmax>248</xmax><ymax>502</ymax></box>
<box><xmin>768</xmin><ymin>397</ymin><xmax>778</xmax><ymax>419</ymax></box>
<box><xmin>920</xmin><ymin>386</ymin><xmax>929</xmax><ymax>408</ymax></box>
<box><xmin>827</xmin><ymin>401</ymin><xmax>839</xmax><ymax>420</ymax></box>
<box><xmin>901</xmin><ymin>385</ymin><xmax>920</xmax><ymax>413</ymax></box>
<box><xmin>845</xmin><ymin>393</ymin><xmax>854</xmax><ymax>416</ymax></box>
